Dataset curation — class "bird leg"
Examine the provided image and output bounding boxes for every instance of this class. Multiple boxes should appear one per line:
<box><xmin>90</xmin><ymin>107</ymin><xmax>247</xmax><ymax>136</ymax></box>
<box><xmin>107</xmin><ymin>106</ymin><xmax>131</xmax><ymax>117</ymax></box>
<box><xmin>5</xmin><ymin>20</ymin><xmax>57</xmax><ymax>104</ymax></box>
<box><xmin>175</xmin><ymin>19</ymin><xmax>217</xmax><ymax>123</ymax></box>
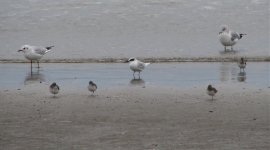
<box><xmin>231</xmin><ymin>46</ymin><xmax>233</xmax><ymax>51</ymax></box>
<box><xmin>30</xmin><ymin>60</ymin><xmax>33</xmax><ymax>73</ymax></box>
<box><xmin>37</xmin><ymin>61</ymin><xmax>40</xmax><ymax>68</ymax></box>
<box><xmin>224</xmin><ymin>46</ymin><xmax>226</xmax><ymax>51</ymax></box>
<box><xmin>138</xmin><ymin>72</ymin><xmax>141</xmax><ymax>79</ymax></box>
<box><xmin>133</xmin><ymin>72</ymin><xmax>135</xmax><ymax>79</ymax></box>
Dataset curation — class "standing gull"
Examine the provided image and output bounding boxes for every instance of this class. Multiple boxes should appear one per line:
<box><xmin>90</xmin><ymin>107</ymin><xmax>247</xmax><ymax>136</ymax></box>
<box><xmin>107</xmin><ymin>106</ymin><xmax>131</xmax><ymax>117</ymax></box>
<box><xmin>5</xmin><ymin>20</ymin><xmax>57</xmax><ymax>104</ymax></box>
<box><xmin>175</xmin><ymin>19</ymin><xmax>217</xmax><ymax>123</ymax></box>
<box><xmin>88</xmin><ymin>81</ymin><xmax>97</xmax><ymax>95</ymax></box>
<box><xmin>49</xmin><ymin>82</ymin><xmax>60</xmax><ymax>97</ymax></box>
<box><xmin>207</xmin><ymin>85</ymin><xmax>218</xmax><ymax>100</ymax></box>
<box><xmin>18</xmin><ymin>45</ymin><xmax>54</xmax><ymax>69</ymax></box>
<box><xmin>127</xmin><ymin>58</ymin><xmax>150</xmax><ymax>79</ymax></box>
<box><xmin>218</xmin><ymin>25</ymin><xmax>246</xmax><ymax>51</ymax></box>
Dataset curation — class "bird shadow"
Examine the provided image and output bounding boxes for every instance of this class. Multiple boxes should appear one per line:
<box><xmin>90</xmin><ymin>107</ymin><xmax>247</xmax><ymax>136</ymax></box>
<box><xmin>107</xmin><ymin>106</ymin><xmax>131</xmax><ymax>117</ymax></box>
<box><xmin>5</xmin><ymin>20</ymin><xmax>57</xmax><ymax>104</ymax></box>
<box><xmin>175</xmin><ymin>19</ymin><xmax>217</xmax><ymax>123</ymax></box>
<box><xmin>206</xmin><ymin>98</ymin><xmax>217</xmax><ymax>102</ymax></box>
<box><xmin>50</xmin><ymin>95</ymin><xmax>60</xmax><ymax>99</ymax></box>
<box><xmin>219</xmin><ymin>50</ymin><xmax>238</xmax><ymax>55</ymax></box>
<box><xmin>88</xmin><ymin>94</ymin><xmax>98</xmax><ymax>98</ymax></box>
<box><xmin>129</xmin><ymin>78</ymin><xmax>145</xmax><ymax>86</ymax></box>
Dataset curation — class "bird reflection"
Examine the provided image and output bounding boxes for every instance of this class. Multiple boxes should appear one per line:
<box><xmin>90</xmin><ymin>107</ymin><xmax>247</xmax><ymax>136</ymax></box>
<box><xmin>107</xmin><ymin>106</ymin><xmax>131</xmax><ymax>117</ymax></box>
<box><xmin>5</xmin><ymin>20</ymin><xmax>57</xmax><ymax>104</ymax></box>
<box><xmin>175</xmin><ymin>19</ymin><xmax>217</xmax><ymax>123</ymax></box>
<box><xmin>237</xmin><ymin>71</ymin><xmax>246</xmax><ymax>82</ymax></box>
<box><xmin>219</xmin><ymin>62</ymin><xmax>231</xmax><ymax>82</ymax></box>
<box><xmin>129</xmin><ymin>78</ymin><xmax>145</xmax><ymax>86</ymax></box>
<box><xmin>24</xmin><ymin>70</ymin><xmax>45</xmax><ymax>85</ymax></box>
<box><xmin>219</xmin><ymin>62</ymin><xmax>239</xmax><ymax>82</ymax></box>
<box><xmin>219</xmin><ymin>50</ymin><xmax>238</xmax><ymax>55</ymax></box>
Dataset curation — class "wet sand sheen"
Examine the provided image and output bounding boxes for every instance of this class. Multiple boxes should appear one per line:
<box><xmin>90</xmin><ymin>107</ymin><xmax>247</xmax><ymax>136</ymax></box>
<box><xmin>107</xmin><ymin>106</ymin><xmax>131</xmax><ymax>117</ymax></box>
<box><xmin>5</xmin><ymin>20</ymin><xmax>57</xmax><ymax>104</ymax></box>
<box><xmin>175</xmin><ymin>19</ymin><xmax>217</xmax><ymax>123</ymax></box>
<box><xmin>0</xmin><ymin>84</ymin><xmax>269</xmax><ymax>149</ymax></box>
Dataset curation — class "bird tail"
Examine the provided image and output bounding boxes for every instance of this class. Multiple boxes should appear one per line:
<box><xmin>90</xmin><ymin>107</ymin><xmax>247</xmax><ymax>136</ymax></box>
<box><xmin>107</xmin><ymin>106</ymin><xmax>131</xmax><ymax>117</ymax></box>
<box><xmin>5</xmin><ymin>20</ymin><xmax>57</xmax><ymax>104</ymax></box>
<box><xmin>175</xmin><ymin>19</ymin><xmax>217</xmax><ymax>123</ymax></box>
<box><xmin>239</xmin><ymin>33</ymin><xmax>246</xmax><ymax>39</ymax></box>
<box><xmin>144</xmin><ymin>63</ymin><xmax>150</xmax><ymax>67</ymax></box>
<box><xmin>46</xmin><ymin>46</ymin><xmax>54</xmax><ymax>50</ymax></box>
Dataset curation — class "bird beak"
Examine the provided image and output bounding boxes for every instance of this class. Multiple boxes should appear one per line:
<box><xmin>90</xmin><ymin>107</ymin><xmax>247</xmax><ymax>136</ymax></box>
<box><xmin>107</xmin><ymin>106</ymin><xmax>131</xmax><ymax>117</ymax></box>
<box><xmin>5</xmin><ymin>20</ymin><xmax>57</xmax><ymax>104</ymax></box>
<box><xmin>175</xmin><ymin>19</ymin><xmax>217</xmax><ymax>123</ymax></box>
<box><xmin>124</xmin><ymin>60</ymin><xmax>129</xmax><ymax>63</ymax></box>
<box><xmin>18</xmin><ymin>49</ymin><xmax>23</xmax><ymax>52</ymax></box>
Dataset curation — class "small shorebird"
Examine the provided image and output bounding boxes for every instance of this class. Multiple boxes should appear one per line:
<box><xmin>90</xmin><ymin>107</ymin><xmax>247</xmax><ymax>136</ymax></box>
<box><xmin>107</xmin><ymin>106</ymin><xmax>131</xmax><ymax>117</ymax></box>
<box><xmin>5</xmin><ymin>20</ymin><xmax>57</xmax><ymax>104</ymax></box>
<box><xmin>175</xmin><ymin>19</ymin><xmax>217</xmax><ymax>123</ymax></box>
<box><xmin>88</xmin><ymin>81</ymin><xmax>97</xmax><ymax>95</ymax></box>
<box><xmin>49</xmin><ymin>82</ymin><xmax>60</xmax><ymax>97</ymax></box>
<box><xmin>18</xmin><ymin>45</ymin><xmax>54</xmax><ymax>69</ymax></box>
<box><xmin>207</xmin><ymin>85</ymin><xmax>218</xmax><ymax>100</ymax></box>
<box><xmin>218</xmin><ymin>25</ymin><xmax>246</xmax><ymax>51</ymax></box>
<box><xmin>127</xmin><ymin>57</ymin><xmax>150</xmax><ymax>79</ymax></box>
<box><xmin>238</xmin><ymin>57</ymin><xmax>247</xmax><ymax>72</ymax></box>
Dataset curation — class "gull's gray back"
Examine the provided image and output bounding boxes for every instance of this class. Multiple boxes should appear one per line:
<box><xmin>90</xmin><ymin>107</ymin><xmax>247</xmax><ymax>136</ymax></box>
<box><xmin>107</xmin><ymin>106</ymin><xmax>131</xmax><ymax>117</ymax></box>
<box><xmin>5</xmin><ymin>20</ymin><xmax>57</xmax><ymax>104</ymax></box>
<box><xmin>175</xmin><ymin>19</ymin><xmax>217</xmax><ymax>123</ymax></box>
<box><xmin>231</xmin><ymin>32</ymin><xmax>240</xmax><ymax>41</ymax></box>
<box><xmin>33</xmin><ymin>46</ymin><xmax>47</xmax><ymax>55</ymax></box>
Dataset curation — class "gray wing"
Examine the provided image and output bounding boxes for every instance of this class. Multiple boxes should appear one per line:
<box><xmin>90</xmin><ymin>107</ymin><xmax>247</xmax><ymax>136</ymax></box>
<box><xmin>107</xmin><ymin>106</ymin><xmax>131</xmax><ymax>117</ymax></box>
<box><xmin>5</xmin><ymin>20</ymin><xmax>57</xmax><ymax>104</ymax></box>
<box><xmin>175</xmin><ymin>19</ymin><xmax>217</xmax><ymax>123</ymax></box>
<box><xmin>34</xmin><ymin>47</ymin><xmax>47</xmax><ymax>55</ymax></box>
<box><xmin>231</xmin><ymin>32</ymin><xmax>240</xmax><ymax>41</ymax></box>
<box><xmin>137</xmin><ymin>61</ymin><xmax>145</xmax><ymax>70</ymax></box>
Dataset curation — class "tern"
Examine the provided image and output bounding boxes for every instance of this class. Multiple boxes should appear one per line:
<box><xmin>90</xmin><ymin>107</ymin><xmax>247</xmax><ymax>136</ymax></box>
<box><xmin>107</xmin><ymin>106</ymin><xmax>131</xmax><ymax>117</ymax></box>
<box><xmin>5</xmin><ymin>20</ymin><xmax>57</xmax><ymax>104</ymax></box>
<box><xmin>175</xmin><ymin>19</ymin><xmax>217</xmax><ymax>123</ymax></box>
<box><xmin>127</xmin><ymin>58</ymin><xmax>150</xmax><ymax>79</ymax></box>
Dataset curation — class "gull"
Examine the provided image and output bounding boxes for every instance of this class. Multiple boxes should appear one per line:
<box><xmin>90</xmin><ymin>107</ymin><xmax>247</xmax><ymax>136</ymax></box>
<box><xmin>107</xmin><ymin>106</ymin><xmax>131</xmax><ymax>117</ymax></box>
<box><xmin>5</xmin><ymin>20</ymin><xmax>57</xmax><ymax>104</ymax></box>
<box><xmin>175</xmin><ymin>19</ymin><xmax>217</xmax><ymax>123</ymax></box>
<box><xmin>88</xmin><ymin>81</ymin><xmax>97</xmax><ymax>95</ymax></box>
<box><xmin>127</xmin><ymin>58</ymin><xmax>150</xmax><ymax>79</ymax></box>
<box><xmin>49</xmin><ymin>82</ymin><xmax>60</xmax><ymax>97</ymax></box>
<box><xmin>238</xmin><ymin>57</ymin><xmax>246</xmax><ymax>72</ymax></box>
<box><xmin>18</xmin><ymin>44</ymin><xmax>54</xmax><ymax>69</ymax></box>
<box><xmin>207</xmin><ymin>85</ymin><xmax>218</xmax><ymax>100</ymax></box>
<box><xmin>218</xmin><ymin>25</ymin><xmax>246</xmax><ymax>51</ymax></box>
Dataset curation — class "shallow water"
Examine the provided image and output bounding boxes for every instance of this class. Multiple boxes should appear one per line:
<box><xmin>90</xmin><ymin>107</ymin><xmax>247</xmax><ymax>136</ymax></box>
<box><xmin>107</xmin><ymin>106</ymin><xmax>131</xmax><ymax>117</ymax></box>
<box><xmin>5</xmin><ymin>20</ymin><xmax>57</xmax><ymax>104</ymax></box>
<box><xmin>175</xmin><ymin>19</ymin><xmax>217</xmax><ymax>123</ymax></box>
<box><xmin>0</xmin><ymin>0</ymin><xmax>269</xmax><ymax>60</ymax></box>
<box><xmin>0</xmin><ymin>62</ymin><xmax>269</xmax><ymax>90</ymax></box>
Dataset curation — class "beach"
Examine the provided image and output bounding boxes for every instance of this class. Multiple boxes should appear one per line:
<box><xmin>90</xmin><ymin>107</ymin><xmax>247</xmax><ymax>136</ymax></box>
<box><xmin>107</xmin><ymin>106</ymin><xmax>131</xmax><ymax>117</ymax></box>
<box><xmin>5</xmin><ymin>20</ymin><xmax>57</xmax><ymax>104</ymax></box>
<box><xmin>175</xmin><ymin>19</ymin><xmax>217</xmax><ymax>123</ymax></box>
<box><xmin>0</xmin><ymin>62</ymin><xmax>269</xmax><ymax>150</ymax></box>
<box><xmin>0</xmin><ymin>83</ymin><xmax>269</xmax><ymax>150</ymax></box>
<box><xmin>0</xmin><ymin>0</ymin><xmax>269</xmax><ymax>149</ymax></box>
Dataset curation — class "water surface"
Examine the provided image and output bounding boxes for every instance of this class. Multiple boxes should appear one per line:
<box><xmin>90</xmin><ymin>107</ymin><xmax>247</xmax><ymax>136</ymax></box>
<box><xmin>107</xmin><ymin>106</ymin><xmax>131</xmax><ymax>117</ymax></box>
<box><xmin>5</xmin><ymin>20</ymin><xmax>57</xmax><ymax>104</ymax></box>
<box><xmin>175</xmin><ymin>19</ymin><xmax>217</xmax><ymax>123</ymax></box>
<box><xmin>0</xmin><ymin>62</ymin><xmax>269</xmax><ymax>90</ymax></box>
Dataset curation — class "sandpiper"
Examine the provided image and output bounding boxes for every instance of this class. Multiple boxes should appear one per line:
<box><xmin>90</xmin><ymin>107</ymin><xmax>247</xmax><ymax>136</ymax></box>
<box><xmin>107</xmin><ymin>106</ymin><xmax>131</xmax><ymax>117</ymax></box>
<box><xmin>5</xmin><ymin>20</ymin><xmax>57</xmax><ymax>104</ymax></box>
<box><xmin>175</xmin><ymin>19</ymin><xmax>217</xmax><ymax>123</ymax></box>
<box><xmin>207</xmin><ymin>84</ymin><xmax>218</xmax><ymax>100</ymax></box>
<box><xmin>238</xmin><ymin>57</ymin><xmax>247</xmax><ymax>72</ymax></box>
<box><xmin>88</xmin><ymin>81</ymin><xmax>97</xmax><ymax>95</ymax></box>
<box><xmin>49</xmin><ymin>82</ymin><xmax>60</xmax><ymax>97</ymax></box>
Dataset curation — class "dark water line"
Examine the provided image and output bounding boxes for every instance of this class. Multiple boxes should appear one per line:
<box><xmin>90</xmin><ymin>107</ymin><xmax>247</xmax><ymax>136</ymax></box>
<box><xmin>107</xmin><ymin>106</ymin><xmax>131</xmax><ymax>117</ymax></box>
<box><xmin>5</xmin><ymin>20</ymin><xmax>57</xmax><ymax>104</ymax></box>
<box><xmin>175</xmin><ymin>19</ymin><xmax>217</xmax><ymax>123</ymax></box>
<box><xmin>0</xmin><ymin>56</ymin><xmax>270</xmax><ymax>63</ymax></box>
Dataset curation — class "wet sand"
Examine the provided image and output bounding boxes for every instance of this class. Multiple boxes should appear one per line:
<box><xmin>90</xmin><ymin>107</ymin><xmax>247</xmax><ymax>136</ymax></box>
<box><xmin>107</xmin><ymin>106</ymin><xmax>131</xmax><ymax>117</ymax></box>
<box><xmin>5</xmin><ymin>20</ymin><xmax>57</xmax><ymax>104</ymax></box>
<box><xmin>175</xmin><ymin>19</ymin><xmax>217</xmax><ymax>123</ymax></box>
<box><xmin>0</xmin><ymin>83</ymin><xmax>269</xmax><ymax>150</ymax></box>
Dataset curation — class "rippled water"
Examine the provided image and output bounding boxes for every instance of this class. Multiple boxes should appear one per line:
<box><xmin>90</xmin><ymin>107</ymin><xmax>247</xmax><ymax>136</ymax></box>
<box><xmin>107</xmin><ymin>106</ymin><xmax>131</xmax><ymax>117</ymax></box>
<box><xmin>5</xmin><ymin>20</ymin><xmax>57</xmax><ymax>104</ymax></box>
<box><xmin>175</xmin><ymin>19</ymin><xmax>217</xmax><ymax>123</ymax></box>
<box><xmin>0</xmin><ymin>0</ymin><xmax>269</xmax><ymax>60</ymax></box>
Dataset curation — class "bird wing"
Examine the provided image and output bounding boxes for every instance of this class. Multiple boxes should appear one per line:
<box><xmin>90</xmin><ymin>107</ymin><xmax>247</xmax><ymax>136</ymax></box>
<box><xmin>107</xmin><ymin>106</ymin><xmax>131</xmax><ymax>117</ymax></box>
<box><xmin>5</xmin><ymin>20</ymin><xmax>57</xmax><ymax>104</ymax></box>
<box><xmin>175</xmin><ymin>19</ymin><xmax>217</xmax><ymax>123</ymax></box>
<box><xmin>34</xmin><ymin>47</ymin><xmax>47</xmax><ymax>55</ymax></box>
<box><xmin>137</xmin><ymin>61</ymin><xmax>145</xmax><ymax>70</ymax></box>
<box><xmin>46</xmin><ymin>46</ymin><xmax>54</xmax><ymax>50</ymax></box>
<box><xmin>231</xmin><ymin>32</ymin><xmax>240</xmax><ymax>41</ymax></box>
